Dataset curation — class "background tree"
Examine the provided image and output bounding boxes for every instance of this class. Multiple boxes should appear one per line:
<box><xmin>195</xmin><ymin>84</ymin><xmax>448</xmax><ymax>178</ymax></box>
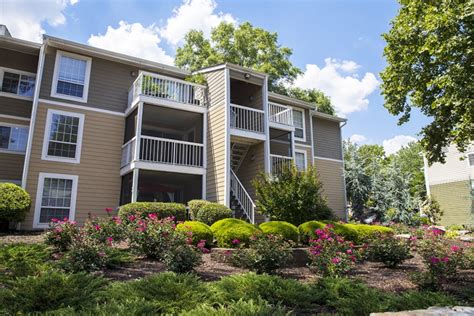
<box><xmin>175</xmin><ymin>22</ymin><xmax>336</xmax><ymax>115</ymax></box>
<box><xmin>380</xmin><ymin>0</ymin><xmax>473</xmax><ymax>164</ymax></box>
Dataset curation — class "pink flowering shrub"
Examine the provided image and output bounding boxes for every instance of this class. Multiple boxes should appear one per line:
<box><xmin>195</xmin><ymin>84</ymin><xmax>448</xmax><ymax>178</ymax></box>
<box><xmin>44</xmin><ymin>218</ymin><xmax>80</xmax><ymax>251</ymax></box>
<box><xmin>62</xmin><ymin>231</ymin><xmax>110</xmax><ymax>272</ymax></box>
<box><xmin>230</xmin><ymin>234</ymin><xmax>293</xmax><ymax>274</ymax></box>
<box><xmin>414</xmin><ymin>228</ymin><xmax>471</xmax><ymax>287</ymax></box>
<box><xmin>307</xmin><ymin>225</ymin><xmax>360</xmax><ymax>277</ymax></box>
<box><xmin>83</xmin><ymin>212</ymin><xmax>126</xmax><ymax>244</ymax></box>
<box><xmin>127</xmin><ymin>214</ymin><xmax>203</xmax><ymax>272</ymax></box>
<box><xmin>366</xmin><ymin>234</ymin><xmax>412</xmax><ymax>268</ymax></box>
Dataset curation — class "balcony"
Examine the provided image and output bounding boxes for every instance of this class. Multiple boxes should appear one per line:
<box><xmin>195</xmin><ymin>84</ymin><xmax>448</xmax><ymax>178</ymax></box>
<box><xmin>270</xmin><ymin>154</ymin><xmax>293</xmax><ymax>175</ymax></box>
<box><xmin>268</xmin><ymin>102</ymin><xmax>294</xmax><ymax>130</ymax></box>
<box><xmin>230</xmin><ymin>104</ymin><xmax>265</xmax><ymax>141</ymax></box>
<box><xmin>128</xmin><ymin>71</ymin><xmax>207</xmax><ymax>111</ymax></box>
<box><xmin>121</xmin><ymin>136</ymin><xmax>204</xmax><ymax>175</ymax></box>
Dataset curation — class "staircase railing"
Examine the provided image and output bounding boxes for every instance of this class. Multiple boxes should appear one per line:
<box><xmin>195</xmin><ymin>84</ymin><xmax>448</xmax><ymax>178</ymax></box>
<box><xmin>230</xmin><ymin>169</ymin><xmax>256</xmax><ymax>224</ymax></box>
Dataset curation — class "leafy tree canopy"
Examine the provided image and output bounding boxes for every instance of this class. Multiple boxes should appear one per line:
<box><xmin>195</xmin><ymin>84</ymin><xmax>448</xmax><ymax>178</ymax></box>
<box><xmin>380</xmin><ymin>0</ymin><xmax>473</xmax><ymax>164</ymax></box>
<box><xmin>175</xmin><ymin>22</ymin><xmax>336</xmax><ymax>115</ymax></box>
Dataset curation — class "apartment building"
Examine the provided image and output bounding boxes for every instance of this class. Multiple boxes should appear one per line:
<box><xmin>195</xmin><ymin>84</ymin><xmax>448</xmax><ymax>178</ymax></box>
<box><xmin>0</xmin><ymin>26</ymin><xmax>347</xmax><ymax>229</ymax></box>
<box><xmin>424</xmin><ymin>144</ymin><xmax>474</xmax><ymax>226</ymax></box>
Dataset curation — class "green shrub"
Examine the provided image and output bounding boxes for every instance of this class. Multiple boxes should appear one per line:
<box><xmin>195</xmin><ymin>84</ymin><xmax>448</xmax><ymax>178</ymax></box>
<box><xmin>162</xmin><ymin>242</ymin><xmax>203</xmax><ymax>273</ymax></box>
<box><xmin>253</xmin><ymin>166</ymin><xmax>333</xmax><ymax>226</ymax></box>
<box><xmin>180</xmin><ymin>298</ymin><xmax>288</xmax><ymax>316</ymax></box>
<box><xmin>196</xmin><ymin>202</ymin><xmax>232</xmax><ymax>225</ymax></box>
<box><xmin>107</xmin><ymin>272</ymin><xmax>211</xmax><ymax>314</ymax></box>
<box><xmin>119</xmin><ymin>202</ymin><xmax>186</xmax><ymax>222</ymax></box>
<box><xmin>176</xmin><ymin>221</ymin><xmax>213</xmax><ymax>246</ymax></box>
<box><xmin>366</xmin><ymin>235</ymin><xmax>412</xmax><ymax>268</ymax></box>
<box><xmin>344</xmin><ymin>223</ymin><xmax>394</xmax><ymax>243</ymax></box>
<box><xmin>210</xmin><ymin>273</ymin><xmax>317</xmax><ymax>309</ymax></box>
<box><xmin>60</xmin><ymin>233</ymin><xmax>112</xmax><ymax>272</ymax></box>
<box><xmin>44</xmin><ymin>218</ymin><xmax>80</xmax><ymax>251</ymax></box>
<box><xmin>384</xmin><ymin>291</ymin><xmax>458</xmax><ymax>311</ymax></box>
<box><xmin>311</xmin><ymin>277</ymin><xmax>386</xmax><ymax>315</ymax></box>
<box><xmin>210</xmin><ymin>218</ymin><xmax>261</xmax><ymax>247</ymax></box>
<box><xmin>230</xmin><ymin>234</ymin><xmax>293</xmax><ymax>274</ymax></box>
<box><xmin>0</xmin><ymin>243</ymin><xmax>52</xmax><ymax>280</ymax></box>
<box><xmin>0</xmin><ymin>183</ymin><xmax>31</xmax><ymax>223</ymax></box>
<box><xmin>83</xmin><ymin>215</ymin><xmax>126</xmax><ymax>244</ymax></box>
<box><xmin>82</xmin><ymin>298</ymin><xmax>158</xmax><ymax>315</ymax></box>
<box><xmin>259</xmin><ymin>221</ymin><xmax>299</xmax><ymax>242</ymax></box>
<box><xmin>188</xmin><ymin>199</ymin><xmax>212</xmax><ymax>220</ymax></box>
<box><xmin>0</xmin><ymin>271</ymin><xmax>107</xmax><ymax>313</ymax></box>
<box><xmin>298</xmin><ymin>220</ymin><xmax>326</xmax><ymax>244</ymax></box>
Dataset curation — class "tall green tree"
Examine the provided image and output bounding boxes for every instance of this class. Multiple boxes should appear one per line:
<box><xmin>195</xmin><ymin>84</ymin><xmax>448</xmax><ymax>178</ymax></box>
<box><xmin>380</xmin><ymin>0</ymin><xmax>473</xmax><ymax>164</ymax></box>
<box><xmin>175</xmin><ymin>22</ymin><xmax>336</xmax><ymax>115</ymax></box>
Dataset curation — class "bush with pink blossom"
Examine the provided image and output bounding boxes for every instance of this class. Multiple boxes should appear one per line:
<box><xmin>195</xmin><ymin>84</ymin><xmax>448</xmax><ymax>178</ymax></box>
<box><xmin>44</xmin><ymin>218</ymin><xmax>80</xmax><ymax>251</ymax></box>
<box><xmin>83</xmin><ymin>213</ymin><xmax>126</xmax><ymax>244</ymax></box>
<box><xmin>307</xmin><ymin>225</ymin><xmax>360</xmax><ymax>277</ymax></box>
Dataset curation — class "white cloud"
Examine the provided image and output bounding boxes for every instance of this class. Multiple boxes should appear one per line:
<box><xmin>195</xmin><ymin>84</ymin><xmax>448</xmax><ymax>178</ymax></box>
<box><xmin>382</xmin><ymin>135</ymin><xmax>417</xmax><ymax>155</ymax></box>
<box><xmin>294</xmin><ymin>58</ymin><xmax>380</xmax><ymax>116</ymax></box>
<box><xmin>87</xmin><ymin>21</ymin><xmax>174</xmax><ymax>65</ymax></box>
<box><xmin>349</xmin><ymin>134</ymin><xmax>367</xmax><ymax>144</ymax></box>
<box><xmin>0</xmin><ymin>0</ymin><xmax>77</xmax><ymax>42</ymax></box>
<box><xmin>160</xmin><ymin>0</ymin><xmax>236</xmax><ymax>46</ymax></box>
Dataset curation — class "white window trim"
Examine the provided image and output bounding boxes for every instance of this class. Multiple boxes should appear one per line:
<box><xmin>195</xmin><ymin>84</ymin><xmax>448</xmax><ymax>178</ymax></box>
<box><xmin>41</xmin><ymin>109</ymin><xmax>85</xmax><ymax>164</ymax></box>
<box><xmin>0</xmin><ymin>66</ymin><xmax>36</xmax><ymax>99</ymax></box>
<box><xmin>51</xmin><ymin>50</ymin><xmax>92</xmax><ymax>103</ymax></box>
<box><xmin>0</xmin><ymin>122</ymin><xmax>29</xmax><ymax>154</ymax></box>
<box><xmin>33</xmin><ymin>172</ymin><xmax>78</xmax><ymax>229</ymax></box>
<box><xmin>291</xmin><ymin>107</ymin><xmax>306</xmax><ymax>142</ymax></box>
<box><xmin>295</xmin><ymin>149</ymin><xmax>308</xmax><ymax>170</ymax></box>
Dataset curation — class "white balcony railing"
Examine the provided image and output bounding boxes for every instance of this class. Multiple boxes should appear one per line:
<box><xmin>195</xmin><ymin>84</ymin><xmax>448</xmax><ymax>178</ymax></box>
<box><xmin>230</xmin><ymin>104</ymin><xmax>265</xmax><ymax>133</ymax></box>
<box><xmin>268</xmin><ymin>102</ymin><xmax>293</xmax><ymax>126</ymax></box>
<box><xmin>139</xmin><ymin>136</ymin><xmax>204</xmax><ymax>168</ymax></box>
<box><xmin>270</xmin><ymin>154</ymin><xmax>293</xmax><ymax>175</ymax></box>
<box><xmin>128</xmin><ymin>71</ymin><xmax>207</xmax><ymax>108</ymax></box>
<box><xmin>230</xmin><ymin>169</ymin><xmax>255</xmax><ymax>224</ymax></box>
<box><xmin>121</xmin><ymin>137</ymin><xmax>136</xmax><ymax>167</ymax></box>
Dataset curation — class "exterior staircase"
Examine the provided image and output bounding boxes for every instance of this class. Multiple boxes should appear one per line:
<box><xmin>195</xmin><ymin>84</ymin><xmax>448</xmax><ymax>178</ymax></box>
<box><xmin>231</xmin><ymin>143</ymin><xmax>250</xmax><ymax>171</ymax></box>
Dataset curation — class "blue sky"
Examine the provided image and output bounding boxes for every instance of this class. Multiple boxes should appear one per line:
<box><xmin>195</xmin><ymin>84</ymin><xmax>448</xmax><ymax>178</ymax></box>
<box><xmin>2</xmin><ymin>0</ymin><xmax>430</xmax><ymax>154</ymax></box>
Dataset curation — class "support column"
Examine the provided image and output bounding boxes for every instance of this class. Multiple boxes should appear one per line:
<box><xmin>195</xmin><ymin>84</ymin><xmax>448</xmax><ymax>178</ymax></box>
<box><xmin>131</xmin><ymin>168</ymin><xmax>139</xmax><ymax>202</ymax></box>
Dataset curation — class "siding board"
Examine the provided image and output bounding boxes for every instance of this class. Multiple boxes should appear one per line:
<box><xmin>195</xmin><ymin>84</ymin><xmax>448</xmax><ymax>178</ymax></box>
<box><xmin>312</xmin><ymin>117</ymin><xmax>342</xmax><ymax>160</ymax></box>
<box><xmin>314</xmin><ymin>158</ymin><xmax>346</xmax><ymax>219</ymax></box>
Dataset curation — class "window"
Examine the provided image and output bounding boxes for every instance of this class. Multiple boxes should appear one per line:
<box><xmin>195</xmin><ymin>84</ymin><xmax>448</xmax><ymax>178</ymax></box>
<box><xmin>292</xmin><ymin>108</ymin><xmax>305</xmax><ymax>141</ymax></box>
<box><xmin>42</xmin><ymin>109</ymin><xmax>85</xmax><ymax>163</ymax></box>
<box><xmin>51</xmin><ymin>51</ymin><xmax>92</xmax><ymax>102</ymax></box>
<box><xmin>0</xmin><ymin>124</ymin><xmax>28</xmax><ymax>152</ymax></box>
<box><xmin>468</xmin><ymin>153</ymin><xmax>474</xmax><ymax>166</ymax></box>
<box><xmin>34</xmin><ymin>173</ymin><xmax>78</xmax><ymax>228</ymax></box>
<box><xmin>295</xmin><ymin>150</ymin><xmax>307</xmax><ymax>171</ymax></box>
<box><xmin>0</xmin><ymin>68</ymin><xmax>36</xmax><ymax>97</ymax></box>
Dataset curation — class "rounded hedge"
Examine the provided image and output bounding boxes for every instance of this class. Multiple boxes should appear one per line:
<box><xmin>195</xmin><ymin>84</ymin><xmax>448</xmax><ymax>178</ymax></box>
<box><xmin>259</xmin><ymin>221</ymin><xmax>299</xmax><ymax>242</ymax></box>
<box><xmin>344</xmin><ymin>224</ymin><xmax>394</xmax><ymax>243</ymax></box>
<box><xmin>321</xmin><ymin>221</ymin><xmax>359</xmax><ymax>242</ymax></box>
<box><xmin>176</xmin><ymin>221</ymin><xmax>213</xmax><ymax>246</ymax></box>
<box><xmin>118</xmin><ymin>202</ymin><xmax>186</xmax><ymax>222</ymax></box>
<box><xmin>195</xmin><ymin>203</ymin><xmax>232</xmax><ymax>225</ymax></box>
<box><xmin>298</xmin><ymin>221</ymin><xmax>326</xmax><ymax>244</ymax></box>
<box><xmin>0</xmin><ymin>183</ymin><xmax>31</xmax><ymax>222</ymax></box>
<box><xmin>210</xmin><ymin>218</ymin><xmax>262</xmax><ymax>247</ymax></box>
<box><xmin>187</xmin><ymin>200</ymin><xmax>212</xmax><ymax>220</ymax></box>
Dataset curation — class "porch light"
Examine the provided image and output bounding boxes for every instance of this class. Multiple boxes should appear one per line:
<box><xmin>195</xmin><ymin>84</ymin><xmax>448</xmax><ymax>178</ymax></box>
<box><xmin>244</xmin><ymin>73</ymin><xmax>251</xmax><ymax>80</ymax></box>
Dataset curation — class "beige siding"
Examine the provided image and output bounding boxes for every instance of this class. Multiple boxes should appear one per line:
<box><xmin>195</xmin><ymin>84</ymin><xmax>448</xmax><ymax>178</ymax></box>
<box><xmin>39</xmin><ymin>47</ymin><xmax>140</xmax><ymax>113</ymax></box>
<box><xmin>313</xmin><ymin>117</ymin><xmax>342</xmax><ymax>160</ymax></box>
<box><xmin>23</xmin><ymin>102</ymin><xmax>124</xmax><ymax>229</ymax></box>
<box><xmin>0</xmin><ymin>153</ymin><xmax>24</xmax><ymax>181</ymax></box>
<box><xmin>206</xmin><ymin>104</ymin><xmax>227</xmax><ymax>203</ymax></box>
<box><xmin>0</xmin><ymin>96</ymin><xmax>32</xmax><ymax>118</ymax></box>
<box><xmin>236</xmin><ymin>142</ymin><xmax>265</xmax><ymax>199</ymax></box>
<box><xmin>426</xmin><ymin>144</ymin><xmax>474</xmax><ymax>186</ymax></box>
<box><xmin>204</xmin><ymin>70</ymin><xmax>226</xmax><ymax>109</ymax></box>
<box><xmin>314</xmin><ymin>158</ymin><xmax>346</xmax><ymax>219</ymax></box>
<box><xmin>0</xmin><ymin>48</ymin><xmax>38</xmax><ymax>73</ymax></box>
<box><xmin>430</xmin><ymin>180</ymin><xmax>473</xmax><ymax>226</ymax></box>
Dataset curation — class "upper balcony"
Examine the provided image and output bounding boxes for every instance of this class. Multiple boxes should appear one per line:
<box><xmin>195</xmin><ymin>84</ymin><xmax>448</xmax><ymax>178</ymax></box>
<box><xmin>128</xmin><ymin>71</ymin><xmax>207</xmax><ymax>112</ymax></box>
<box><xmin>268</xmin><ymin>102</ymin><xmax>294</xmax><ymax>130</ymax></box>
